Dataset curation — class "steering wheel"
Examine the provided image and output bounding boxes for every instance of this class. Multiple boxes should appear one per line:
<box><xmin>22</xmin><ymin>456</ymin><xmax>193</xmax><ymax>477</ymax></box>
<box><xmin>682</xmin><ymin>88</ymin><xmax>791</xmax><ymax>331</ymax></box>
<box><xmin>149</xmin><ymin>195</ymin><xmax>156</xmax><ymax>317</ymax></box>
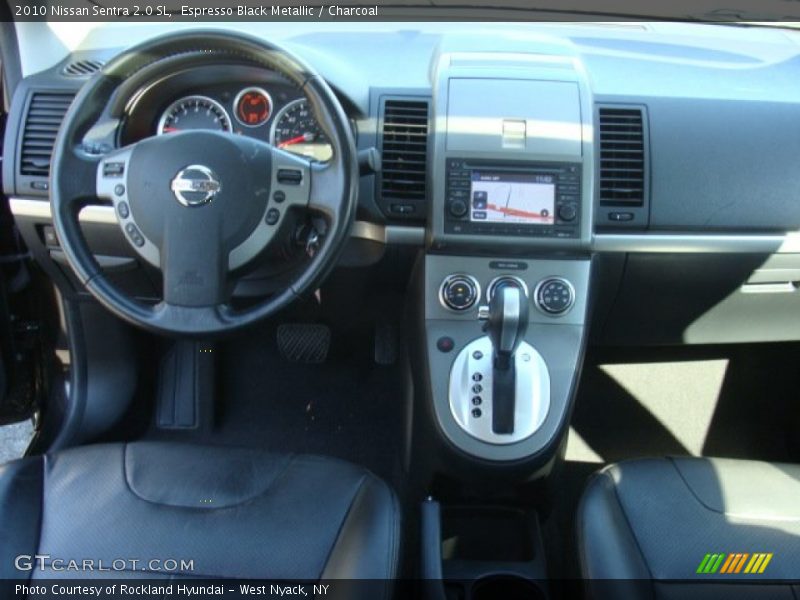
<box><xmin>51</xmin><ymin>31</ymin><xmax>357</xmax><ymax>336</ymax></box>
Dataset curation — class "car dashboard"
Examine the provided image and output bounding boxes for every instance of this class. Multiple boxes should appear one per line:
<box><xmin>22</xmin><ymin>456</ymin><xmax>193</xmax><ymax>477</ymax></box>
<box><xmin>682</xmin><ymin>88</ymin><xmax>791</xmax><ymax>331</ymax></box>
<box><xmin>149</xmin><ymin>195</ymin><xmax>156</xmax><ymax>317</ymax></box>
<box><xmin>5</xmin><ymin>21</ymin><xmax>800</xmax><ymax>349</ymax></box>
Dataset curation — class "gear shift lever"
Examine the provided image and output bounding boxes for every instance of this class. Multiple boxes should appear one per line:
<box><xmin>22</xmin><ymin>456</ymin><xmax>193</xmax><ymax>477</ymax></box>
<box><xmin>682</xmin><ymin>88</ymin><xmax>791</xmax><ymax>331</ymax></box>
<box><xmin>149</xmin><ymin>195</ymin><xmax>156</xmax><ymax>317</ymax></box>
<box><xmin>484</xmin><ymin>284</ymin><xmax>529</xmax><ymax>434</ymax></box>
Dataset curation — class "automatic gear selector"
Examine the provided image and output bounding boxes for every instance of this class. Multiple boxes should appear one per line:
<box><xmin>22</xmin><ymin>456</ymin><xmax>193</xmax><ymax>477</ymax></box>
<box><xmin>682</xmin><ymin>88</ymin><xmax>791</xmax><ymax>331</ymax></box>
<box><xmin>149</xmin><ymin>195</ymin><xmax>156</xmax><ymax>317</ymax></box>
<box><xmin>484</xmin><ymin>284</ymin><xmax>528</xmax><ymax>433</ymax></box>
<box><xmin>448</xmin><ymin>280</ymin><xmax>550</xmax><ymax>445</ymax></box>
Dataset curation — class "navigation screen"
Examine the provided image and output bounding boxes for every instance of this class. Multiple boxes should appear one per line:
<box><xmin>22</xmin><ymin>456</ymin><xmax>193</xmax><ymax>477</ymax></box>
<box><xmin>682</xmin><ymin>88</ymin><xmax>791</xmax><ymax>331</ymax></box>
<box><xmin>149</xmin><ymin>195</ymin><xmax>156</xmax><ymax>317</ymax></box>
<box><xmin>470</xmin><ymin>171</ymin><xmax>555</xmax><ymax>225</ymax></box>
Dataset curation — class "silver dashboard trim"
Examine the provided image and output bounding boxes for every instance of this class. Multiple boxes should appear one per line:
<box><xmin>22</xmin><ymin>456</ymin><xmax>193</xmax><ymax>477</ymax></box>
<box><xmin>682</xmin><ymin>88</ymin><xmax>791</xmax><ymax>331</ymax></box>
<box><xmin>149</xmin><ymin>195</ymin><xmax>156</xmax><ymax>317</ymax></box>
<box><xmin>591</xmin><ymin>233</ymin><xmax>797</xmax><ymax>254</ymax></box>
<box><xmin>11</xmin><ymin>197</ymin><xmax>800</xmax><ymax>254</ymax></box>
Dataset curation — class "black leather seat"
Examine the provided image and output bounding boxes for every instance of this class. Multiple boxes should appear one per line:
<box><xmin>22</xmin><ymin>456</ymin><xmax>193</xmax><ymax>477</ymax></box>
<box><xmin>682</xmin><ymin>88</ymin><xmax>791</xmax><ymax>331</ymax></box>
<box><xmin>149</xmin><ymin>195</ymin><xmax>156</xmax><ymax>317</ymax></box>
<box><xmin>0</xmin><ymin>442</ymin><xmax>400</xmax><ymax>591</ymax></box>
<box><xmin>578</xmin><ymin>457</ymin><xmax>800</xmax><ymax>599</ymax></box>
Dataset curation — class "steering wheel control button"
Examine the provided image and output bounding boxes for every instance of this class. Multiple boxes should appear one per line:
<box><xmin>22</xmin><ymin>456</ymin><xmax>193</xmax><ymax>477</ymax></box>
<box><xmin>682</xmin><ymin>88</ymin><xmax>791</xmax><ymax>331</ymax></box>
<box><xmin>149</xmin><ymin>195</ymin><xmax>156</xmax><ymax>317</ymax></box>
<box><xmin>170</xmin><ymin>165</ymin><xmax>221</xmax><ymax>207</ymax></box>
<box><xmin>472</xmin><ymin>408</ymin><xmax>482</xmax><ymax>418</ymax></box>
<box><xmin>472</xmin><ymin>373</ymin><xmax>483</xmax><ymax>382</ymax></box>
<box><xmin>117</xmin><ymin>202</ymin><xmax>130</xmax><ymax>219</ymax></box>
<box><xmin>265</xmin><ymin>208</ymin><xmax>281</xmax><ymax>225</ymax></box>
<box><xmin>277</xmin><ymin>169</ymin><xmax>303</xmax><ymax>185</ymax></box>
<box><xmin>273</xmin><ymin>190</ymin><xmax>286</xmax><ymax>203</ymax></box>
<box><xmin>436</xmin><ymin>336</ymin><xmax>455</xmax><ymax>353</ymax></box>
<box><xmin>472</xmin><ymin>350</ymin><xmax>483</xmax><ymax>360</ymax></box>
<box><xmin>124</xmin><ymin>223</ymin><xmax>145</xmax><ymax>248</ymax></box>
<box><xmin>103</xmin><ymin>162</ymin><xmax>125</xmax><ymax>177</ymax></box>
<box><xmin>439</xmin><ymin>274</ymin><xmax>481</xmax><ymax>311</ymax></box>
<box><xmin>114</xmin><ymin>184</ymin><xmax>125</xmax><ymax>197</ymax></box>
<box><xmin>472</xmin><ymin>396</ymin><xmax>482</xmax><ymax>406</ymax></box>
<box><xmin>535</xmin><ymin>277</ymin><xmax>576</xmax><ymax>316</ymax></box>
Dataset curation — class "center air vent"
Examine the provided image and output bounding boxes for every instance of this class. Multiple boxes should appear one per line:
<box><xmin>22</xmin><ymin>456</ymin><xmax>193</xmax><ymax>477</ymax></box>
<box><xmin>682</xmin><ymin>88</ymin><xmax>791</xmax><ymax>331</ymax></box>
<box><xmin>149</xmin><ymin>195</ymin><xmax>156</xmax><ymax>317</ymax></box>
<box><xmin>62</xmin><ymin>59</ymin><xmax>105</xmax><ymax>77</ymax></box>
<box><xmin>378</xmin><ymin>98</ymin><xmax>430</xmax><ymax>219</ymax></box>
<box><xmin>18</xmin><ymin>92</ymin><xmax>75</xmax><ymax>186</ymax></box>
<box><xmin>598</xmin><ymin>106</ymin><xmax>647</xmax><ymax>207</ymax></box>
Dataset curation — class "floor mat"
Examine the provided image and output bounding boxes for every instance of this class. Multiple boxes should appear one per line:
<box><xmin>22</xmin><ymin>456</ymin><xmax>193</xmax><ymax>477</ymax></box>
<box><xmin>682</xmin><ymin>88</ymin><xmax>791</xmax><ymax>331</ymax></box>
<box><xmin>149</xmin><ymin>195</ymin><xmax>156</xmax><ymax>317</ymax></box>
<box><xmin>147</xmin><ymin>320</ymin><xmax>405</xmax><ymax>488</ymax></box>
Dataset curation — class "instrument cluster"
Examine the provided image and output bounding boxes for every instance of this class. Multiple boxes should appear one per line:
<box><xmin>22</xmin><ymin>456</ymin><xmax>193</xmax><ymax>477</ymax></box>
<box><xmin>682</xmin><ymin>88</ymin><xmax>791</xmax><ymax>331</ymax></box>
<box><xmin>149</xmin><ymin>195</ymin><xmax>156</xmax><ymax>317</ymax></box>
<box><xmin>126</xmin><ymin>74</ymin><xmax>334</xmax><ymax>162</ymax></box>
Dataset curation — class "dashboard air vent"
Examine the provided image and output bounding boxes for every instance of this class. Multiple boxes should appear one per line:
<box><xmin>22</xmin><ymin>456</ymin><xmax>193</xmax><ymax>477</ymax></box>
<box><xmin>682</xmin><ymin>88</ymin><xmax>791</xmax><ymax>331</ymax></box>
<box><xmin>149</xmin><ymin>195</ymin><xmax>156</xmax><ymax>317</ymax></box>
<box><xmin>378</xmin><ymin>98</ymin><xmax>429</xmax><ymax>218</ymax></box>
<box><xmin>20</xmin><ymin>92</ymin><xmax>75</xmax><ymax>178</ymax></box>
<box><xmin>62</xmin><ymin>59</ymin><xmax>105</xmax><ymax>77</ymax></box>
<box><xmin>598</xmin><ymin>106</ymin><xmax>646</xmax><ymax>207</ymax></box>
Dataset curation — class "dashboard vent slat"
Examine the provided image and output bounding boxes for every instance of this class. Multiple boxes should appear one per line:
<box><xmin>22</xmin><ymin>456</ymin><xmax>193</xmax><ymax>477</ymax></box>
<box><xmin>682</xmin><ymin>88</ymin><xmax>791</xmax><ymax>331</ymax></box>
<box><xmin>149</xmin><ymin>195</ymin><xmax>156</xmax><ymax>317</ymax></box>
<box><xmin>62</xmin><ymin>59</ymin><xmax>105</xmax><ymax>77</ymax></box>
<box><xmin>598</xmin><ymin>106</ymin><xmax>647</xmax><ymax>208</ymax></box>
<box><xmin>20</xmin><ymin>92</ymin><xmax>75</xmax><ymax>177</ymax></box>
<box><xmin>380</xmin><ymin>99</ymin><xmax>430</xmax><ymax>203</ymax></box>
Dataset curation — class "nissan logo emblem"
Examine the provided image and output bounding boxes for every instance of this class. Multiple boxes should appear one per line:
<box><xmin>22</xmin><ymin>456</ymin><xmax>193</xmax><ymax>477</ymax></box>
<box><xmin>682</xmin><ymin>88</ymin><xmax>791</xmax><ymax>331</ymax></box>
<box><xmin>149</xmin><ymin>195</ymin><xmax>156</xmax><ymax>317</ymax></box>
<box><xmin>170</xmin><ymin>165</ymin><xmax>221</xmax><ymax>207</ymax></box>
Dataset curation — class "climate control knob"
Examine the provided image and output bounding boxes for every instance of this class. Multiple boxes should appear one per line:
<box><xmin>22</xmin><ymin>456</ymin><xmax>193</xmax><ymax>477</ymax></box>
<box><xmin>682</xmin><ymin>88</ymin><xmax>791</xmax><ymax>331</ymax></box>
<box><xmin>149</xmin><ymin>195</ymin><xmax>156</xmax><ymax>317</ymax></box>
<box><xmin>440</xmin><ymin>274</ymin><xmax>481</xmax><ymax>311</ymax></box>
<box><xmin>535</xmin><ymin>277</ymin><xmax>575</xmax><ymax>315</ymax></box>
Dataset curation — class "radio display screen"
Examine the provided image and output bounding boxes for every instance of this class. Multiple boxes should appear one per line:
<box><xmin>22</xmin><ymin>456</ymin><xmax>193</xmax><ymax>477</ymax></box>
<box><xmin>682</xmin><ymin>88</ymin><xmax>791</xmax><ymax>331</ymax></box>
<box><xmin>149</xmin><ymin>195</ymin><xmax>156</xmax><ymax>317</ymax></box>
<box><xmin>470</xmin><ymin>171</ymin><xmax>556</xmax><ymax>225</ymax></box>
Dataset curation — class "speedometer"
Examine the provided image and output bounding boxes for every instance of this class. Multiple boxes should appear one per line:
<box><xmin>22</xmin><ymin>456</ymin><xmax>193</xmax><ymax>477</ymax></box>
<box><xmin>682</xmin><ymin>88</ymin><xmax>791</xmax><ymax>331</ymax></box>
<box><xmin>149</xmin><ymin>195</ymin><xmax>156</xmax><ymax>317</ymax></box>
<box><xmin>270</xmin><ymin>99</ymin><xmax>333</xmax><ymax>162</ymax></box>
<box><xmin>157</xmin><ymin>96</ymin><xmax>232</xmax><ymax>135</ymax></box>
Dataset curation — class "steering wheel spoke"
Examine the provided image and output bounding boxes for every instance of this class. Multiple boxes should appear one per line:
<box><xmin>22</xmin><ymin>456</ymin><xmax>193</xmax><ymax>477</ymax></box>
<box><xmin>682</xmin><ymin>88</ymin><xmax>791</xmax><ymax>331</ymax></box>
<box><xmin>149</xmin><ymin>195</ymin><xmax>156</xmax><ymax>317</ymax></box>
<box><xmin>307</xmin><ymin>160</ymin><xmax>346</xmax><ymax>218</ymax></box>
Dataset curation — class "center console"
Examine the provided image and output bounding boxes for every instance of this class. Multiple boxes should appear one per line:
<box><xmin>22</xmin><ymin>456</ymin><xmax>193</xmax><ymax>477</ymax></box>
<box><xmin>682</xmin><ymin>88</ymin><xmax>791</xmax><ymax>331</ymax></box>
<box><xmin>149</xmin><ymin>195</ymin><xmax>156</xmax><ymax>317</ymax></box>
<box><xmin>413</xmin><ymin>38</ymin><xmax>594</xmax><ymax>470</ymax></box>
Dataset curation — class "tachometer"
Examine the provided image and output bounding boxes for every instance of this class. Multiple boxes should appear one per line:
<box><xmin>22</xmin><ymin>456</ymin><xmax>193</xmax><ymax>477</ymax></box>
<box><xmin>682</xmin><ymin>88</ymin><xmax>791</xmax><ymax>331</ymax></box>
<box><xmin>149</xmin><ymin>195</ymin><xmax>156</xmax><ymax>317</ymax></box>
<box><xmin>270</xmin><ymin>99</ymin><xmax>333</xmax><ymax>162</ymax></box>
<box><xmin>157</xmin><ymin>95</ymin><xmax>232</xmax><ymax>135</ymax></box>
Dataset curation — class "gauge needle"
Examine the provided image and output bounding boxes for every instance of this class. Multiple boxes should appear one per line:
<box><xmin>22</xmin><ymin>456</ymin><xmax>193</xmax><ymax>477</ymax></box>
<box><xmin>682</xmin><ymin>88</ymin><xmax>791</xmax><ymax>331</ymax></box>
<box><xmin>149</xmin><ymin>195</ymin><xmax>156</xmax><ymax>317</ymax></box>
<box><xmin>278</xmin><ymin>132</ymin><xmax>314</xmax><ymax>148</ymax></box>
<box><xmin>163</xmin><ymin>126</ymin><xmax>179</xmax><ymax>133</ymax></box>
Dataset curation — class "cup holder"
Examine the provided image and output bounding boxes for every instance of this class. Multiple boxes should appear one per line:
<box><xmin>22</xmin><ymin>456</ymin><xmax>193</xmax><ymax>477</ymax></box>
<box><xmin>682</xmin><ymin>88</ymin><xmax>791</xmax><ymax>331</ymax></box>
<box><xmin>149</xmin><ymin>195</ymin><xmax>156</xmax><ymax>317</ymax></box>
<box><xmin>471</xmin><ymin>576</ymin><xmax>546</xmax><ymax>600</ymax></box>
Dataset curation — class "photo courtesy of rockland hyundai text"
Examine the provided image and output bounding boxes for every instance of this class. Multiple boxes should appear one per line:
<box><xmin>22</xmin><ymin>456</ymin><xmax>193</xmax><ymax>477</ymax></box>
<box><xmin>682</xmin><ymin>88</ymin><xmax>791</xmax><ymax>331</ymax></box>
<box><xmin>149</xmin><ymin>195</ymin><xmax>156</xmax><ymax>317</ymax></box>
<box><xmin>0</xmin><ymin>3</ymin><xmax>799</xmax><ymax>599</ymax></box>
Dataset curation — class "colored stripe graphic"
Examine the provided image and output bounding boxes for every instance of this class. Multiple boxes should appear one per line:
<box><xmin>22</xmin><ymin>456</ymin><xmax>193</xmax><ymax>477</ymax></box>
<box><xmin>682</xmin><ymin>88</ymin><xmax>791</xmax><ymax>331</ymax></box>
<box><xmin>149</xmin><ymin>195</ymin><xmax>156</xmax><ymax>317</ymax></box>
<box><xmin>705</xmin><ymin>554</ymin><xmax>724</xmax><ymax>574</ymax></box>
<box><xmin>734</xmin><ymin>553</ymin><xmax>749</xmax><ymax>573</ymax></box>
<box><xmin>759</xmin><ymin>553</ymin><xmax>773</xmax><ymax>573</ymax></box>
<box><xmin>702</xmin><ymin>552</ymin><xmax>774</xmax><ymax>575</ymax></box>
<box><xmin>720</xmin><ymin>554</ymin><xmax>736</xmax><ymax>574</ymax></box>
<box><xmin>697</xmin><ymin>554</ymin><xmax>712</xmax><ymax>574</ymax></box>
<box><xmin>719</xmin><ymin>554</ymin><xmax>735</xmax><ymax>574</ymax></box>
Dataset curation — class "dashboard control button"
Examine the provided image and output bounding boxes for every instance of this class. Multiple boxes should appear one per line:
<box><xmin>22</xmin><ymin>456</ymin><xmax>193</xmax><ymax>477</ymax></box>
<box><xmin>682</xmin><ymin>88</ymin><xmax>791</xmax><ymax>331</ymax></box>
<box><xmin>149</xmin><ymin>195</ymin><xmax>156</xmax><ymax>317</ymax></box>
<box><xmin>273</xmin><ymin>190</ymin><xmax>286</xmax><ymax>203</ymax></box>
<box><xmin>609</xmin><ymin>211</ymin><xmax>634</xmax><ymax>222</ymax></box>
<box><xmin>558</xmin><ymin>204</ymin><xmax>577</xmax><ymax>222</ymax></box>
<box><xmin>265</xmin><ymin>208</ymin><xmax>280</xmax><ymax>225</ymax></box>
<box><xmin>391</xmin><ymin>203</ymin><xmax>415</xmax><ymax>215</ymax></box>
<box><xmin>448</xmin><ymin>199</ymin><xmax>468</xmax><ymax>218</ymax></box>
<box><xmin>439</xmin><ymin>274</ymin><xmax>480</xmax><ymax>311</ymax></box>
<box><xmin>437</xmin><ymin>336</ymin><xmax>455</xmax><ymax>353</ymax></box>
<box><xmin>117</xmin><ymin>201</ymin><xmax>130</xmax><ymax>219</ymax></box>
<box><xmin>535</xmin><ymin>277</ymin><xmax>575</xmax><ymax>316</ymax></box>
<box><xmin>114</xmin><ymin>184</ymin><xmax>126</xmax><ymax>197</ymax></box>
<box><xmin>42</xmin><ymin>226</ymin><xmax>58</xmax><ymax>247</ymax></box>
